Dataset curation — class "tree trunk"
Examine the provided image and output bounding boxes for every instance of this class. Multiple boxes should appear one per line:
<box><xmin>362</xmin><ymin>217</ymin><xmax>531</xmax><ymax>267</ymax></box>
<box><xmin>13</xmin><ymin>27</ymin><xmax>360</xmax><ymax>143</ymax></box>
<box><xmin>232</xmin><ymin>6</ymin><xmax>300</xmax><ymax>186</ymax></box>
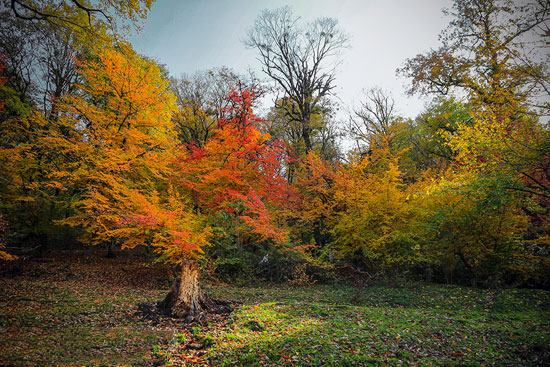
<box><xmin>158</xmin><ymin>260</ymin><xmax>210</xmax><ymax>320</ymax></box>
<box><xmin>105</xmin><ymin>238</ymin><xmax>116</xmax><ymax>258</ymax></box>
<box><xmin>302</xmin><ymin>118</ymin><xmax>312</xmax><ymax>154</ymax></box>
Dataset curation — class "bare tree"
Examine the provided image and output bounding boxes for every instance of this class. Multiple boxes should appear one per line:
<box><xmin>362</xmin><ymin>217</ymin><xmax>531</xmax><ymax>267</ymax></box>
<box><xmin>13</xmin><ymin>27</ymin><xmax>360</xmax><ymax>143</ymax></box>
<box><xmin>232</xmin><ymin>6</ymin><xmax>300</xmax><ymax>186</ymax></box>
<box><xmin>171</xmin><ymin>70</ymin><xmax>222</xmax><ymax>148</ymax></box>
<box><xmin>349</xmin><ymin>88</ymin><xmax>401</xmax><ymax>152</ymax></box>
<box><xmin>171</xmin><ymin>67</ymin><xmax>261</xmax><ymax>148</ymax></box>
<box><xmin>0</xmin><ymin>10</ymin><xmax>38</xmax><ymax>101</ymax></box>
<box><xmin>0</xmin><ymin>11</ymin><xmax>83</xmax><ymax>119</ymax></box>
<box><xmin>245</xmin><ymin>6</ymin><xmax>348</xmax><ymax>153</ymax></box>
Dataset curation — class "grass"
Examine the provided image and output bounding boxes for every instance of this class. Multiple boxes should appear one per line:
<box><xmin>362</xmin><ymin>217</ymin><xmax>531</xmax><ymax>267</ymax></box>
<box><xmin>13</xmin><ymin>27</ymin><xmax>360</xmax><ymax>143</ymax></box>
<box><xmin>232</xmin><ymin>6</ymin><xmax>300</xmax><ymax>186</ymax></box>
<box><xmin>198</xmin><ymin>284</ymin><xmax>550</xmax><ymax>366</ymax></box>
<box><xmin>1</xmin><ymin>250</ymin><xmax>549</xmax><ymax>366</ymax></box>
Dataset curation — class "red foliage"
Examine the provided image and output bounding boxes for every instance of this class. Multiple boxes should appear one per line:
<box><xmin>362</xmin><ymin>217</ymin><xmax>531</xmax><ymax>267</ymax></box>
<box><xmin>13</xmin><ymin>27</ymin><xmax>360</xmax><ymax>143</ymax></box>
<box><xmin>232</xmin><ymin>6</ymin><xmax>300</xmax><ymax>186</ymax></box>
<box><xmin>174</xmin><ymin>87</ymin><xmax>291</xmax><ymax>243</ymax></box>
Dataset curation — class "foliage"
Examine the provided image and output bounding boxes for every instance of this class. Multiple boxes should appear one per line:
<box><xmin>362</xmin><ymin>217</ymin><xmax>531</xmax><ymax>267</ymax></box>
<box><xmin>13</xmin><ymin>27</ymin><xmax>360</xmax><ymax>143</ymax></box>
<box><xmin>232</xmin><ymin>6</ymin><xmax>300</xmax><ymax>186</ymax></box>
<box><xmin>37</xmin><ymin>45</ymin><xmax>210</xmax><ymax>262</ymax></box>
<box><xmin>397</xmin><ymin>0</ymin><xmax>550</xmax><ymax>286</ymax></box>
<box><xmin>396</xmin><ymin>97</ymin><xmax>471</xmax><ymax>180</ymax></box>
<box><xmin>170</xmin><ymin>67</ymin><xmax>256</xmax><ymax>148</ymax></box>
<box><xmin>175</xmin><ymin>87</ymin><xmax>290</xmax><ymax>241</ymax></box>
<box><xmin>173</xmin><ymin>86</ymin><xmax>294</xmax><ymax>277</ymax></box>
<box><xmin>398</xmin><ymin>0</ymin><xmax>549</xmax><ymax>116</ymax></box>
<box><xmin>332</xmin><ymin>147</ymin><xmax>415</xmax><ymax>268</ymax></box>
<box><xmin>412</xmin><ymin>170</ymin><xmax>530</xmax><ymax>284</ymax></box>
<box><xmin>289</xmin><ymin>152</ymin><xmax>339</xmax><ymax>270</ymax></box>
<box><xmin>7</xmin><ymin>0</ymin><xmax>153</xmax><ymax>43</ymax></box>
<box><xmin>2</xmin><ymin>0</ymin><xmax>550</xmax><ymax>289</ymax></box>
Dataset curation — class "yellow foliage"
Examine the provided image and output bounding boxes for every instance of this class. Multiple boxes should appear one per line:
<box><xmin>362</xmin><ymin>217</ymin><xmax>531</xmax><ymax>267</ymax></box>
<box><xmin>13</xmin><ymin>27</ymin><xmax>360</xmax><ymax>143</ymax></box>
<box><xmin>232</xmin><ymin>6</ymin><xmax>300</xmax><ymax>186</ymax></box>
<box><xmin>332</xmin><ymin>147</ymin><xmax>415</xmax><ymax>265</ymax></box>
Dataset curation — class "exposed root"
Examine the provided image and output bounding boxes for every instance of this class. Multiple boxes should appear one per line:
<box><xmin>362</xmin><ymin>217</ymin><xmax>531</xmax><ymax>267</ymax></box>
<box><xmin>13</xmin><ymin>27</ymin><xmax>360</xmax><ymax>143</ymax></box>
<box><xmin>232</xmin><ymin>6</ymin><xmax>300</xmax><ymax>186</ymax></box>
<box><xmin>137</xmin><ymin>298</ymin><xmax>237</xmax><ymax>325</ymax></box>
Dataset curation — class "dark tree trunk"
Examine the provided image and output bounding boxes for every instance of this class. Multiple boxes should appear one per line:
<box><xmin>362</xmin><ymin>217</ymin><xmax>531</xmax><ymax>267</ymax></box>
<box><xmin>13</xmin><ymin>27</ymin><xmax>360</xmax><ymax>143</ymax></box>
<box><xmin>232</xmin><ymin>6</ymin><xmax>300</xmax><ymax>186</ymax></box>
<box><xmin>158</xmin><ymin>260</ymin><xmax>211</xmax><ymax>320</ymax></box>
<box><xmin>105</xmin><ymin>239</ymin><xmax>116</xmax><ymax>258</ymax></box>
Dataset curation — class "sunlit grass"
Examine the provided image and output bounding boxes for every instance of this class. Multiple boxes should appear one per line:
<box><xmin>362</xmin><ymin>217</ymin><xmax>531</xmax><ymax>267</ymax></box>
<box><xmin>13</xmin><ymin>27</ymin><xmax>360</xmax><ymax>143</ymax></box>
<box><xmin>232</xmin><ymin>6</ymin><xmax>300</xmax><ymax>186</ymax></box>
<box><xmin>198</xmin><ymin>283</ymin><xmax>550</xmax><ymax>366</ymax></box>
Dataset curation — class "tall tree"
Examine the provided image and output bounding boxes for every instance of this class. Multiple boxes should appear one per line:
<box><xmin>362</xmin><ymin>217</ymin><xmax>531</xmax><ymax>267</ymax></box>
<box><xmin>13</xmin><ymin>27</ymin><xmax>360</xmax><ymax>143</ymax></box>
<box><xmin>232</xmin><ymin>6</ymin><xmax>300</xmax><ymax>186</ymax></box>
<box><xmin>398</xmin><ymin>0</ymin><xmax>550</xmax><ymax>116</ymax></box>
<box><xmin>43</xmin><ymin>45</ymin><xmax>184</xmax><ymax>248</ymax></box>
<box><xmin>245</xmin><ymin>6</ymin><xmax>348</xmax><ymax>154</ymax></box>
<box><xmin>333</xmin><ymin>148</ymin><xmax>414</xmax><ymax>270</ymax></box>
<box><xmin>0</xmin><ymin>0</ymin><xmax>156</xmax><ymax>253</ymax></box>
<box><xmin>399</xmin><ymin>0</ymin><xmax>550</xmax><ymax>284</ymax></box>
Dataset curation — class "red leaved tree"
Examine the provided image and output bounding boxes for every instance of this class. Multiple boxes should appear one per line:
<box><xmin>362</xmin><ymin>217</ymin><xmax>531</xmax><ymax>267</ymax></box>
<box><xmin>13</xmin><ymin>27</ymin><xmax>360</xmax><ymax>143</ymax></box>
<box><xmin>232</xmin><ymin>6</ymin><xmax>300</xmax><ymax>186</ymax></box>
<box><xmin>162</xmin><ymin>87</ymin><xmax>292</xmax><ymax>318</ymax></box>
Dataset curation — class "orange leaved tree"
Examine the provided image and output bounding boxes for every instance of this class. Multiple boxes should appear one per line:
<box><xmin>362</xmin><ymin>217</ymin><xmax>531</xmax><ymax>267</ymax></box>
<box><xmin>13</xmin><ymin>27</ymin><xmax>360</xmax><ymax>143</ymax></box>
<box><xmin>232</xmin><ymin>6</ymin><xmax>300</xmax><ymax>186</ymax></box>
<box><xmin>32</xmin><ymin>44</ymin><xmax>290</xmax><ymax>318</ymax></box>
<box><xmin>41</xmin><ymin>45</ymin><xmax>211</xmax><ymax>316</ymax></box>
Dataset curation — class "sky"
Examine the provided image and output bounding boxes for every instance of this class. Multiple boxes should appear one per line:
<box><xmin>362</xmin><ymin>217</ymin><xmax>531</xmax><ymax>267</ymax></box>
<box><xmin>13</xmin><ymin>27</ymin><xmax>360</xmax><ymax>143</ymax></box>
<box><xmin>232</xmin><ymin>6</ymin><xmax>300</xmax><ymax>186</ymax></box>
<box><xmin>131</xmin><ymin>0</ymin><xmax>454</xmax><ymax>121</ymax></box>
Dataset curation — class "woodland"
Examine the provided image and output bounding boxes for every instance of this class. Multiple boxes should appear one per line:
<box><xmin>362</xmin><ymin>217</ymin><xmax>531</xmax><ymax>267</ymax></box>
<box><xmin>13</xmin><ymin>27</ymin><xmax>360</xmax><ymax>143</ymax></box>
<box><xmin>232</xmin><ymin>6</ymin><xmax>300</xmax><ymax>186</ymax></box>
<box><xmin>0</xmin><ymin>0</ymin><xmax>549</xmax><ymax>366</ymax></box>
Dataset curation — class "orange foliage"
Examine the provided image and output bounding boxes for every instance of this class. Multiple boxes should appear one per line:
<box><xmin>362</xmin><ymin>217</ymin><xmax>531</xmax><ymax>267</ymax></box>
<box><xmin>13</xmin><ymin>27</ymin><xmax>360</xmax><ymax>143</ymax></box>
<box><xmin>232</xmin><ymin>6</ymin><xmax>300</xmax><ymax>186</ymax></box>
<box><xmin>0</xmin><ymin>55</ymin><xmax>16</xmax><ymax>261</ymax></box>
<box><xmin>174</xmin><ymin>87</ymin><xmax>291</xmax><ymax>244</ymax></box>
<box><xmin>43</xmin><ymin>45</ymin><xmax>209</xmax><ymax>262</ymax></box>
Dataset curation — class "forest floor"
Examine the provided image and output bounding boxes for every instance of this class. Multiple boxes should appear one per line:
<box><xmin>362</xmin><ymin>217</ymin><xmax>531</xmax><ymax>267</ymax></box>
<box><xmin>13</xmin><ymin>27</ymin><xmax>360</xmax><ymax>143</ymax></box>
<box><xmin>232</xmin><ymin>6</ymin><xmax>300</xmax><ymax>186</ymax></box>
<box><xmin>0</xmin><ymin>248</ymin><xmax>549</xmax><ymax>366</ymax></box>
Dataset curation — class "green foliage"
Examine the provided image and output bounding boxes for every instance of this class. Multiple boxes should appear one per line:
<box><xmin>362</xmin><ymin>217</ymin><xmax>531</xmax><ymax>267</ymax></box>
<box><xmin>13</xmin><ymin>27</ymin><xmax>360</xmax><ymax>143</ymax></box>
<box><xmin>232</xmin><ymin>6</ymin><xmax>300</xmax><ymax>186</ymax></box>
<box><xmin>175</xmin><ymin>332</ymin><xmax>186</xmax><ymax>344</ymax></box>
<box><xmin>411</xmin><ymin>171</ymin><xmax>530</xmax><ymax>285</ymax></box>
<box><xmin>397</xmin><ymin>97</ymin><xmax>471</xmax><ymax>180</ymax></box>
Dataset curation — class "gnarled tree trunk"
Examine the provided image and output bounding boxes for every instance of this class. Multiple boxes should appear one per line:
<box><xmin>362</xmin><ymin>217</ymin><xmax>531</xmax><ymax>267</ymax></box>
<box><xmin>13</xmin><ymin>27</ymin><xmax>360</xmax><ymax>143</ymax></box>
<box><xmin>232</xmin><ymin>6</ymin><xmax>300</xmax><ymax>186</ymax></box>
<box><xmin>158</xmin><ymin>260</ymin><xmax>211</xmax><ymax>320</ymax></box>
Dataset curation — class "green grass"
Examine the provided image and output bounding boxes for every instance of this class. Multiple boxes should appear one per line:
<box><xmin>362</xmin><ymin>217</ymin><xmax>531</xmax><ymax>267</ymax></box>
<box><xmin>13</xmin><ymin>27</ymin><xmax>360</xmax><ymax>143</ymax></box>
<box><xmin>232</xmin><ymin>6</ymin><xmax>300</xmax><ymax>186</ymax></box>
<box><xmin>197</xmin><ymin>284</ymin><xmax>550</xmax><ymax>366</ymax></box>
<box><xmin>1</xmin><ymin>254</ymin><xmax>548</xmax><ymax>366</ymax></box>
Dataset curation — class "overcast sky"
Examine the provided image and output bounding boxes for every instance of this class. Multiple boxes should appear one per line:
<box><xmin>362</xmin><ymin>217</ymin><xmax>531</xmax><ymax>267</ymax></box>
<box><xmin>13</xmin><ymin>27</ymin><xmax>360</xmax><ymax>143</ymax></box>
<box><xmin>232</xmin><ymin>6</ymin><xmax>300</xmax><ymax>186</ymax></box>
<box><xmin>131</xmin><ymin>0</ymin><xmax>454</xmax><ymax>120</ymax></box>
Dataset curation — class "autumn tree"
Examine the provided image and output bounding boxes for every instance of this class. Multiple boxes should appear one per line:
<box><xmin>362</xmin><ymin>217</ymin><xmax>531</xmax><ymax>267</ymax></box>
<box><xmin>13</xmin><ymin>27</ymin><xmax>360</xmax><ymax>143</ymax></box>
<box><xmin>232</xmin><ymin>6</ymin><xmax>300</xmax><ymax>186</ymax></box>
<box><xmin>29</xmin><ymin>45</ymin><xmax>215</xmax><ymax>319</ymax></box>
<box><xmin>291</xmin><ymin>152</ymin><xmax>339</xmax><ymax>266</ymax></box>
<box><xmin>42</xmin><ymin>45</ymin><xmax>174</xmax><ymax>241</ymax></box>
<box><xmin>246</xmin><ymin>6</ymin><xmax>348</xmax><ymax>154</ymax></box>
<box><xmin>0</xmin><ymin>55</ymin><xmax>20</xmax><ymax>261</ymax></box>
<box><xmin>332</xmin><ymin>145</ymin><xmax>415</xmax><ymax>271</ymax></box>
<box><xmin>398</xmin><ymin>0</ymin><xmax>550</xmax><ymax>115</ymax></box>
<box><xmin>164</xmin><ymin>87</ymin><xmax>291</xmax><ymax>317</ymax></box>
<box><xmin>398</xmin><ymin>0</ymin><xmax>550</xmax><ymax>285</ymax></box>
<box><xmin>0</xmin><ymin>0</ymin><xmax>156</xmax><ymax>253</ymax></box>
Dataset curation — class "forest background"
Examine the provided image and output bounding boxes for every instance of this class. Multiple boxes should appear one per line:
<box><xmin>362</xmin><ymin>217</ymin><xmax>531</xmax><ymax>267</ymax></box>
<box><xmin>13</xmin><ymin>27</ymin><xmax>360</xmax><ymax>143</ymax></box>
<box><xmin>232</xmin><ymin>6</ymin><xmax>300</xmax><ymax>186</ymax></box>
<box><xmin>0</xmin><ymin>0</ymin><xmax>549</xmax><ymax>310</ymax></box>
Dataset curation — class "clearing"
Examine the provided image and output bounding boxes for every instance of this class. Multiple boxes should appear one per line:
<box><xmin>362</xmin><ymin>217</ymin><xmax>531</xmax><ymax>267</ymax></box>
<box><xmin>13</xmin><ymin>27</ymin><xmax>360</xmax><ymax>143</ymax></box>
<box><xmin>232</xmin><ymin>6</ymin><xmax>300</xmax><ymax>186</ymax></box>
<box><xmin>0</xmin><ymin>249</ymin><xmax>548</xmax><ymax>366</ymax></box>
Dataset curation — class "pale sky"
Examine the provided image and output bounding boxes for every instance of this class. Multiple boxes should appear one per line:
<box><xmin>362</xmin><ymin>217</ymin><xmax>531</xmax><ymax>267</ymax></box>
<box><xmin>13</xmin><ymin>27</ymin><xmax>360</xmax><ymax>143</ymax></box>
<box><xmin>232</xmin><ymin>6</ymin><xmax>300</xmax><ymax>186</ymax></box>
<box><xmin>131</xmin><ymin>0</ymin><xmax>453</xmax><ymax>120</ymax></box>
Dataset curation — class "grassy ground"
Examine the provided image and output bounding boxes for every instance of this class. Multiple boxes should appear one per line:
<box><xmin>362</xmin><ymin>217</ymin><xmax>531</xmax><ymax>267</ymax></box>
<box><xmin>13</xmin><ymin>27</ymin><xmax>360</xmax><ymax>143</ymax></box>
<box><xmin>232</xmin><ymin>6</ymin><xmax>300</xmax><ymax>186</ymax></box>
<box><xmin>200</xmin><ymin>285</ymin><xmax>550</xmax><ymax>366</ymax></box>
<box><xmin>0</xmin><ymin>250</ymin><xmax>549</xmax><ymax>366</ymax></box>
